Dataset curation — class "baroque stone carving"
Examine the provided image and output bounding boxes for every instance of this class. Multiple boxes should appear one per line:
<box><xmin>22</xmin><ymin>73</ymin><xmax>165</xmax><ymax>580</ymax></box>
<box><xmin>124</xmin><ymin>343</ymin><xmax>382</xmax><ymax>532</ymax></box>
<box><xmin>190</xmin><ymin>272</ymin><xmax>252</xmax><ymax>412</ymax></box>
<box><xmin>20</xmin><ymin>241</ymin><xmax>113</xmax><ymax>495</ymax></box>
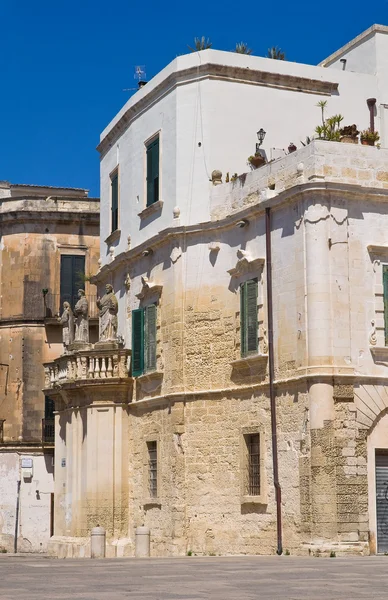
<box><xmin>228</xmin><ymin>249</ymin><xmax>265</xmax><ymax>278</ymax></box>
<box><xmin>58</xmin><ymin>302</ymin><xmax>74</xmax><ymax>353</ymax></box>
<box><xmin>211</xmin><ymin>170</ymin><xmax>222</xmax><ymax>185</ymax></box>
<box><xmin>369</xmin><ymin>319</ymin><xmax>377</xmax><ymax>346</ymax></box>
<box><xmin>262</xmin><ymin>327</ymin><xmax>268</xmax><ymax>354</ymax></box>
<box><xmin>170</xmin><ymin>246</ymin><xmax>182</xmax><ymax>264</ymax></box>
<box><xmin>74</xmin><ymin>290</ymin><xmax>89</xmax><ymax>343</ymax></box>
<box><xmin>136</xmin><ymin>276</ymin><xmax>163</xmax><ymax>300</ymax></box>
<box><xmin>97</xmin><ymin>284</ymin><xmax>118</xmax><ymax>341</ymax></box>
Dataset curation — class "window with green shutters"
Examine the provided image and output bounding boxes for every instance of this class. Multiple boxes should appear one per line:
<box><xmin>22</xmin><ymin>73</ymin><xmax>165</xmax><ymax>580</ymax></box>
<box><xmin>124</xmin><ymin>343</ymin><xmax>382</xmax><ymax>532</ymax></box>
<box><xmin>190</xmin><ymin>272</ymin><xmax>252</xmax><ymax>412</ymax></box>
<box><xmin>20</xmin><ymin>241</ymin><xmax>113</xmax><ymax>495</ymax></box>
<box><xmin>132</xmin><ymin>304</ymin><xmax>157</xmax><ymax>376</ymax></box>
<box><xmin>111</xmin><ymin>171</ymin><xmax>119</xmax><ymax>233</ymax></box>
<box><xmin>384</xmin><ymin>266</ymin><xmax>388</xmax><ymax>346</ymax></box>
<box><xmin>240</xmin><ymin>279</ymin><xmax>259</xmax><ymax>357</ymax></box>
<box><xmin>60</xmin><ymin>255</ymin><xmax>85</xmax><ymax>310</ymax></box>
<box><xmin>146</xmin><ymin>137</ymin><xmax>159</xmax><ymax>207</ymax></box>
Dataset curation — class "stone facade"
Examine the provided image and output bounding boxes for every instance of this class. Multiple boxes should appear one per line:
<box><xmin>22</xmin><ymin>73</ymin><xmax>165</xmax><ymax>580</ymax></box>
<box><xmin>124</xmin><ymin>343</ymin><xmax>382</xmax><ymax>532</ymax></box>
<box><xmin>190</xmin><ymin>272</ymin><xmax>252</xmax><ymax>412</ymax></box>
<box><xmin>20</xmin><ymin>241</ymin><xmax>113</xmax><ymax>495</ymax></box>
<box><xmin>46</xmin><ymin>25</ymin><xmax>388</xmax><ymax>557</ymax></box>
<box><xmin>0</xmin><ymin>182</ymin><xmax>99</xmax><ymax>552</ymax></box>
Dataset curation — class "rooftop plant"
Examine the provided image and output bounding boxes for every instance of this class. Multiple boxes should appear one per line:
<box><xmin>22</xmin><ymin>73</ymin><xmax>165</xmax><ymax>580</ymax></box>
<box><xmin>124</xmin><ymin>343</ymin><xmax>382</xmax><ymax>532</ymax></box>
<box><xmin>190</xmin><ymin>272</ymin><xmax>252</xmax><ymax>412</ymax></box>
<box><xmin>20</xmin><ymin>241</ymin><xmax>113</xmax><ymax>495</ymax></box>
<box><xmin>314</xmin><ymin>101</ymin><xmax>344</xmax><ymax>141</ymax></box>
<box><xmin>234</xmin><ymin>42</ymin><xmax>253</xmax><ymax>55</ymax></box>
<box><xmin>267</xmin><ymin>46</ymin><xmax>286</xmax><ymax>60</ymax></box>
<box><xmin>360</xmin><ymin>128</ymin><xmax>380</xmax><ymax>145</ymax></box>
<box><xmin>339</xmin><ymin>124</ymin><xmax>359</xmax><ymax>139</ymax></box>
<box><xmin>188</xmin><ymin>37</ymin><xmax>212</xmax><ymax>52</ymax></box>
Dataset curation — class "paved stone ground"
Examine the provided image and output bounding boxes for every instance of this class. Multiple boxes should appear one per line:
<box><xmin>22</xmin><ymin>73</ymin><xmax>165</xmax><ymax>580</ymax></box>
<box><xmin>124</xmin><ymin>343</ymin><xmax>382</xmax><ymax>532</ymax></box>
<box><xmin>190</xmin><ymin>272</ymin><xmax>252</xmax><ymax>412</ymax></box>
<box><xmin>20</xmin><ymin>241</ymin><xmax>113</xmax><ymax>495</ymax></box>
<box><xmin>0</xmin><ymin>555</ymin><xmax>387</xmax><ymax>599</ymax></box>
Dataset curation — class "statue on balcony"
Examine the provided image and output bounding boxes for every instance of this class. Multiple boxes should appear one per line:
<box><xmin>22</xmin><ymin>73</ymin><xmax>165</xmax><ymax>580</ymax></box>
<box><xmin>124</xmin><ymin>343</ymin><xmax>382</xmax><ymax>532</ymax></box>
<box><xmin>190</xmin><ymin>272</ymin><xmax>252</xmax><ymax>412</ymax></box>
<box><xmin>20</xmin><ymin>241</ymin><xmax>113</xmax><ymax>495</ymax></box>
<box><xmin>74</xmin><ymin>289</ymin><xmax>89</xmax><ymax>343</ymax></box>
<box><xmin>58</xmin><ymin>301</ymin><xmax>74</xmax><ymax>353</ymax></box>
<box><xmin>97</xmin><ymin>284</ymin><xmax>118</xmax><ymax>341</ymax></box>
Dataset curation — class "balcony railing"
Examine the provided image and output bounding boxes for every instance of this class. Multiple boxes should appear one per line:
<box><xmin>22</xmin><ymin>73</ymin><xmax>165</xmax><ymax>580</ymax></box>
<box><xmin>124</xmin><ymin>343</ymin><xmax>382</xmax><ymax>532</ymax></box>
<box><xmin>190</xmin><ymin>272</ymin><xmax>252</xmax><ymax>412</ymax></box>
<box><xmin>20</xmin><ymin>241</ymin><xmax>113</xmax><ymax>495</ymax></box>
<box><xmin>42</xmin><ymin>418</ymin><xmax>55</xmax><ymax>444</ymax></box>
<box><xmin>44</xmin><ymin>347</ymin><xmax>130</xmax><ymax>389</ymax></box>
<box><xmin>44</xmin><ymin>293</ymin><xmax>98</xmax><ymax>319</ymax></box>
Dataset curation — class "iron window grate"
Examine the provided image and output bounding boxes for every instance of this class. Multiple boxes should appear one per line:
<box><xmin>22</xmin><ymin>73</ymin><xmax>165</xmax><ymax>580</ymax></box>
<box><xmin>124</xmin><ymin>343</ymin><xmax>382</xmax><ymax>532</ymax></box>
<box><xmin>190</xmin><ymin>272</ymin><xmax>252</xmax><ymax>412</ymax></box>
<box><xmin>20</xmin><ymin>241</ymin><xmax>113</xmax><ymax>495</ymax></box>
<box><xmin>246</xmin><ymin>433</ymin><xmax>260</xmax><ymax>496</ymax></box>
<box><xmin>147</xmin><ymin>441</ymin><xmax>158</xmax><ymax>498</ymax></box>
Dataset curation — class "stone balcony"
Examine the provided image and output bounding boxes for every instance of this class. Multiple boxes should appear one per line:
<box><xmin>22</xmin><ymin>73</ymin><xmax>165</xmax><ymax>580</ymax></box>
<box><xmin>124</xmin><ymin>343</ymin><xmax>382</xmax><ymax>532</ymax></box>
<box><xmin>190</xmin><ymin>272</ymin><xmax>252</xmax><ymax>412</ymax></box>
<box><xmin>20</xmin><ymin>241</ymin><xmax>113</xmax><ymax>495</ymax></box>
<box><xmin>43</xmin><ymin>343</ymin><xmax>132</xmax><ymax>405</ymax></box>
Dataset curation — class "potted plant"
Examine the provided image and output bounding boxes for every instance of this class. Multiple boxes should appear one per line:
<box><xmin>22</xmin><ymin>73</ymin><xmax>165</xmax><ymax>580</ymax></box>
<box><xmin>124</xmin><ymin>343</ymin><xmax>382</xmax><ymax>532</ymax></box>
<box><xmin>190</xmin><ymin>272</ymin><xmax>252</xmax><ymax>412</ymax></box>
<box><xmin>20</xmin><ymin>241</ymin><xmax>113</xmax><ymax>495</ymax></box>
<box><xmin>339</xmin><ymin>124</ymin><xmax>359</xmax><ymax>144</ymax></box>
<box><xmin>248</xmin><ymin>153</ymin><xmax>266</xmax><ymax>168</ymax></box>
<box><xmin>288</xmin><ymin>142</ymin><xmax>297</xmax><ymax>153</ymax></box>
<box><xmin>360</xmin><ymin>128</ymin><xmax>380</xmax><ymax>146</ymax></box>
<box><xmin>315</xmin><ymin>114</ymin><xmax>344</xmax><ymax>141</ymax></box>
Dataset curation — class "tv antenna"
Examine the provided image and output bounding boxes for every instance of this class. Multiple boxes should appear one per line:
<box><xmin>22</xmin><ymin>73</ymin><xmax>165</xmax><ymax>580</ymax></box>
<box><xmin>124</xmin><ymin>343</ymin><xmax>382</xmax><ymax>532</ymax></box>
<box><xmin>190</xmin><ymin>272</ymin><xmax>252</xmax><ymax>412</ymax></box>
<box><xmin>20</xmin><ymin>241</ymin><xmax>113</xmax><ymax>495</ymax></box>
<box><xmin>134</xmin><ymin>65</ymin><xmax>146</xmax><ymax>81</ymax></box>
<box><xmin>123</xmin><ymin>65</ymin><xmax>147</xmax><ymax>93</ymax></box>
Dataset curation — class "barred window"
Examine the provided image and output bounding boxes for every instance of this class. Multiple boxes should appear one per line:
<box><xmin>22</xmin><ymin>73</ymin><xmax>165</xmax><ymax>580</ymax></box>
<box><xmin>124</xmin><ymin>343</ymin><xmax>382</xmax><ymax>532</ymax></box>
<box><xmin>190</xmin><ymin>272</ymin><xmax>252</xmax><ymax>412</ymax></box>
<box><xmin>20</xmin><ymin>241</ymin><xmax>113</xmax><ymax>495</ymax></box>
<box><xmin>245</xmin><ymin>433</ymin><xmax>260</xmax><ymax>496</ymax></box>
<box><xmin>147</xmin><ymin>441</ymin><xmax>158</xmax><ymax>498</ymax></box>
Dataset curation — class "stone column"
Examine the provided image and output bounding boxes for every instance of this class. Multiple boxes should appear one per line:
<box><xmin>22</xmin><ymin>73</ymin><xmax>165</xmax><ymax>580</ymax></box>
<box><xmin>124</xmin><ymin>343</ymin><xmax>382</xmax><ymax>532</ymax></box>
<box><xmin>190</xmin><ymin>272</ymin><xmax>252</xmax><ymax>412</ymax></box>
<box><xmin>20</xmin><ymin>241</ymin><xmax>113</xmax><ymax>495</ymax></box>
<box><xmin>304</xmin><ymin>200</ymin><xmax>337</xmax><ymax>543</ymax></box>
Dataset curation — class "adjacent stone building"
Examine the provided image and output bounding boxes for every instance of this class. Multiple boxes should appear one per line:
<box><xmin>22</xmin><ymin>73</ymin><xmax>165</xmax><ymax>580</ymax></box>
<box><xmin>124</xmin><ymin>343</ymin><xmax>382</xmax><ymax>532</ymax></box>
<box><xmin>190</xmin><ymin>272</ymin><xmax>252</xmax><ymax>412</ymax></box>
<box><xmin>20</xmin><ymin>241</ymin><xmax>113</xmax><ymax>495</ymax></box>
<box><xmin>46</xmin><ymin>25</ymin><xmax>388</xmax><ymax>557</ymax></box>
<box><xmin>0</xmin><ymin>182</ymin><xmax>99</xmax><ymax>552</ymax></box>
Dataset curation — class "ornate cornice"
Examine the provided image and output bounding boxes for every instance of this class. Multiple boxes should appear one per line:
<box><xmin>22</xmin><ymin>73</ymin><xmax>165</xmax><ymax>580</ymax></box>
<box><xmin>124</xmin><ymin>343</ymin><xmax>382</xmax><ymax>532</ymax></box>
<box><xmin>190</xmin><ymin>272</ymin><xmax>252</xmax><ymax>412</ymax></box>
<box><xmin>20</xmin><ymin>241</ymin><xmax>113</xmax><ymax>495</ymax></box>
<box><xmin>92</xmin><ymin>180</ymin><xmax>388</xmax><ymax>284</ymax></box>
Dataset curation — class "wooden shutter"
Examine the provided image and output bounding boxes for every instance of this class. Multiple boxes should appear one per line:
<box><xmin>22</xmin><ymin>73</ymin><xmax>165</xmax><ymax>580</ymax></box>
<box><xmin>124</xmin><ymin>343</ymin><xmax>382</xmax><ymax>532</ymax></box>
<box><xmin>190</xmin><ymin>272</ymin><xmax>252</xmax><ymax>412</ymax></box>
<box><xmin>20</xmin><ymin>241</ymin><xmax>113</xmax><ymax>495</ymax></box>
<box><xmin>240</xmin><ymin>282</ymin><xmax>247</xmax><ymax>357</ymax></box>
<box><xmin>241</xmin><ymin>279</ymin><xmax>258</xmax><ymax>357</ymax></box>
<box><xmin>145</xmin><ymin>304</ymin><xmax>157</xmax><ymax>372</ymax></box>
<box><xmin>60</xmin><ymin>255</ymin><xmax>74</xmax><ymax>309</ymax></box>
<box><xmin>384</xmin><ymin>266</ymin><xmax>388</xmax><ymax>346</ymax></box>
<box><xmin>246</xmin><ymin>279</ymin><xmax>258</xmax><ymax>353</ymax></box>
<box><xmin>146</xmin><ymin>138</ymin><xmax>159</xmax><ymax>206</ymax></box>
<box><xmin>132</xmin><ymin>309</ymin><xmax>144</xmax><ymax>376</ymax></box>
<box><xmin>111</xmin><ymin>172</ymin><xmax>119</xmax><ymax>232</ymax></box>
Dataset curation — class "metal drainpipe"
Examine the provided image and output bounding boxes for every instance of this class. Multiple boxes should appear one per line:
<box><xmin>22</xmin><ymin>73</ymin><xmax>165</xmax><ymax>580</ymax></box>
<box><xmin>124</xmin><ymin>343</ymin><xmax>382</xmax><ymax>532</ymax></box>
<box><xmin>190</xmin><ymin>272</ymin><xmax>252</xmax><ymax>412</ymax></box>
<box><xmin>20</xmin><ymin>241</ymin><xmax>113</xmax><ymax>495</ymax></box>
<box><xmin>14</xmin><ymin>480</ymin><xmax>21</xmax><ymax>553</ymax></box>
<box><xmin>265</xmin><ymin>206</ymin><xmax>283</xmax><ymax>556</ymax></box>
<box><xmin>367</xmin><ymin>98</ymin><xmax>376</xmax><ymax>132</ymax></box>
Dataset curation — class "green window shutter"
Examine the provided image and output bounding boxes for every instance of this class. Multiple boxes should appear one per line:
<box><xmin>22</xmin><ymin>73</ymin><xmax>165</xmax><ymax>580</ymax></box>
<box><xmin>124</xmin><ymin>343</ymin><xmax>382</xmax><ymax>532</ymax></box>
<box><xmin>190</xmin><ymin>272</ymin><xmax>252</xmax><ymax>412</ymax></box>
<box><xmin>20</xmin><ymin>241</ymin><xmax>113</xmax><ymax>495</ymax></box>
<box><xmin>240</xmin><ymin>282</ymin><xmax>247</xmax><ymax>357</ymax></box>
<box><xmin>111</xmin><ymin>173</ymin><xmax>119</xmax><ymax>232</ymax></box>
<box><xmin>246</xmin><ymin>279</ymin><xmax>258</xmax><ymax>354</ymax></box>
<box><xmin>132</xmin><ymin>308</ymin><xmax>144</xmax><ymax>376</ymax></box>
<box><xmin>240</xmin><ymin>279</ymin><xmax>258</xmax><ymax>357</ymax></box>
<box><xmin>145</xmin><ymin>304</ymin><xmax>157</xmax><ymax>372</ymax></box>
<box><xmin>384</xmin><ymin>266</ymin><xmax>388</xmax><ymax>346</ymax></box>
<box><xmin>146</xmin><ymin>138</ymin><xmax>159</xmax><ymax>206</ymax></box>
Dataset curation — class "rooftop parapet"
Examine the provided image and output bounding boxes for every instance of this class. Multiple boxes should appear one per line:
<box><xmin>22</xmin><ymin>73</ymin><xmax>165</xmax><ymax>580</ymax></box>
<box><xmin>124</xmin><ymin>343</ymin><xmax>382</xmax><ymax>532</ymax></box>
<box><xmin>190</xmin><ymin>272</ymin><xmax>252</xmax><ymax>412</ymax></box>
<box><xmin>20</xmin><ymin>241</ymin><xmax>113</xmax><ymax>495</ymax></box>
<box><xmin>210</xmin><ymin>140</ymin><xmax>388</xmax><ymax>220</ymax></box>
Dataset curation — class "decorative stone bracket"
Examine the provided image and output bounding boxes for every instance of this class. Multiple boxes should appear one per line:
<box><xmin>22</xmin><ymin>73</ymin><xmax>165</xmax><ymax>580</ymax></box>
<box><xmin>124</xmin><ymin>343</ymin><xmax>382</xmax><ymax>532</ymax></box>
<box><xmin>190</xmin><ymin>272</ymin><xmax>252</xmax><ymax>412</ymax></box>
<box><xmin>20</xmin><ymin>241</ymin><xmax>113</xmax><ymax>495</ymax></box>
<box><xmin>227</xmin><ymin>249</ymin><xmax>265</xmax><ymax>278</ymax></box>
<box><xmin>367</xmin><ymin>245</ymin><xmax>388</xmax><ymax>350</ymax></box>
<box><xmin>136</xmin><ymin>276</ymin><xmax>163</xmax><ymax>300</ymax></box>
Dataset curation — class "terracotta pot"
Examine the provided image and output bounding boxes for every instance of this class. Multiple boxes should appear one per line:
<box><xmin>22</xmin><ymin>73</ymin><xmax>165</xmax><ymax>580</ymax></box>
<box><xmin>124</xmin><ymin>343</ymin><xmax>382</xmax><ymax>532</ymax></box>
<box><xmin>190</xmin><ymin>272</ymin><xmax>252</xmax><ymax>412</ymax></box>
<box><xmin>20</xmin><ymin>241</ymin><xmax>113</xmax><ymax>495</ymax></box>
<box><xmin>340</xmin><ymin>136</ymin><xmax>358</xmax><ymax>144</ymax></box>
<box><xmin>249</xmin><ymin>155</ymin><xmax>266</xmax><ymax>168</ymax></box>
<box><xmin>361</xmin><ymin>139</ymin><xmax>374</xmax><ymax>146</ymax></box>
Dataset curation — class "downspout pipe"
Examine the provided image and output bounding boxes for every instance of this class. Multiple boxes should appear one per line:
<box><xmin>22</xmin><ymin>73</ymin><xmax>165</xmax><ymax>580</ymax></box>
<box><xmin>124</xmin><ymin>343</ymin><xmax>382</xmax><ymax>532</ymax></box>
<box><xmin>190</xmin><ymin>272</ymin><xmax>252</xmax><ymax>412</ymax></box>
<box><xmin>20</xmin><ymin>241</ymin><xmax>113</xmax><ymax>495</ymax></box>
<box><xmin>14</xmin><ymin>480</ymin><xmax>21</xmax><ymax>553</ymax></box>
<box><xmin>265</xmin><ymin>206</ymin><xmax>283</xmax><ymax>556</ymax></box>
<box><xmin>367</xmin><ymin>98</ymin><xmax>376</xmax><ymax>132</ymax></box>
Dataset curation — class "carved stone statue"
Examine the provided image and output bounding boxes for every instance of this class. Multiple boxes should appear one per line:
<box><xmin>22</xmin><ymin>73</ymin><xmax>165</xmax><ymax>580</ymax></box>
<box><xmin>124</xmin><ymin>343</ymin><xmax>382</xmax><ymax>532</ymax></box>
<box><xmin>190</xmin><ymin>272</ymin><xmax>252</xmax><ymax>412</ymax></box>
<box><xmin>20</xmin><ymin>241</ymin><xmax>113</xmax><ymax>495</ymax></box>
<box><xmin>73</xmin><ymin>289</ymin><xmax>89</xmax><ymax>343</ymax></box>
<box><xmin>58</xmin><ymin>302</ymin><xmax>74</xmax><ymax>353</ymax></box>
<box><xmin>97</xmin><ymin>284</ymin><xmax>118</xmax><ymax>341</ymax></box>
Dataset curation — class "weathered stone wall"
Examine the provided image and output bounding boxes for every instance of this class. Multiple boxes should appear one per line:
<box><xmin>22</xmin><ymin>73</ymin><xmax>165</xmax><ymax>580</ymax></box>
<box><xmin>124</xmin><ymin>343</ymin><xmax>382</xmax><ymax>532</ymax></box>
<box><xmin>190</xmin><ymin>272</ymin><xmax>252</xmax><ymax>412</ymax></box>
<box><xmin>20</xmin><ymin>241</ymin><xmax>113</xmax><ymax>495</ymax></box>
<box><xmin>129</xmin><ymin>386</ymin><xmax>309</xmax><ymax>556</ymax></box>
<box><xmin>0</xmin><ymin>203</ymin><xmax>100</xmax><ymax>443</ymax></box>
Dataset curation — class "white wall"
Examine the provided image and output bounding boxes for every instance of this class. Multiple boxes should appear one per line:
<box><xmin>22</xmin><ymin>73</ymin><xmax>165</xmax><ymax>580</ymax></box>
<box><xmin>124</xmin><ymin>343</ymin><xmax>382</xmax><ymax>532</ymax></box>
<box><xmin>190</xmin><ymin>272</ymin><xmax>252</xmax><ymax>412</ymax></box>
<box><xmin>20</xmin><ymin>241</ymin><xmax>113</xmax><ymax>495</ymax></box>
<box><xmin>0</xmin><ymin>452</ymin><xmax>54</xmax><ymax>552</ymax></box>
<box><xmin>324</xmin><ymin>32</ymin><xmax>377</xmax><ymax>74</ymax></box>
<box><xmin>99</xmin><ymin>48</ymin><xmax>380</xmax><ymax>275</ymax></box>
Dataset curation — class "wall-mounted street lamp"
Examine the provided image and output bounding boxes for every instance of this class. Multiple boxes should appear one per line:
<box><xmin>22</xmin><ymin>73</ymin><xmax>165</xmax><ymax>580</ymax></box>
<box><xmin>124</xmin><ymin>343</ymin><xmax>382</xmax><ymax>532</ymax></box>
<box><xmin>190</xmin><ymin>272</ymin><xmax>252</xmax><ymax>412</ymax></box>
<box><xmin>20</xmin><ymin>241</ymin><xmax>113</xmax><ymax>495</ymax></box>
<box><xmin>256</xmin><ymin>128</ymin><xmax>266</xmax><ymax>153</ymax></box>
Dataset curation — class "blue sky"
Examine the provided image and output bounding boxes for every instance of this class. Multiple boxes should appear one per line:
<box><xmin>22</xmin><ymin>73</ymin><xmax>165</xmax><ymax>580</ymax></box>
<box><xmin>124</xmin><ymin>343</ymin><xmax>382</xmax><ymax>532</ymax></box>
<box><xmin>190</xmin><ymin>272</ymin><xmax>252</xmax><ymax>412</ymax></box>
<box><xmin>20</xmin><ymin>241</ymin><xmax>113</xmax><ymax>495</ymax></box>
<box><xmin>0</xmin><ymin>0</ymin><xmax>386</xmax><ymax>197</ymax></box>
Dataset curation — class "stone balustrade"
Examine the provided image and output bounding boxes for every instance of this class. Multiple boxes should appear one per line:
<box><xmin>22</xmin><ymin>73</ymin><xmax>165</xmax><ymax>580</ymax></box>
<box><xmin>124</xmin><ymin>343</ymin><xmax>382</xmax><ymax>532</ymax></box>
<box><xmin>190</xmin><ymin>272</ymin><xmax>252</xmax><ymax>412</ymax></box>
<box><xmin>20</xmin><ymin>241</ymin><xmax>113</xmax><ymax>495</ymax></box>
<box><xmin>44</xmin><ymin>346</ymin><xmax>130</xmax><ymax>390</ymax></box>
